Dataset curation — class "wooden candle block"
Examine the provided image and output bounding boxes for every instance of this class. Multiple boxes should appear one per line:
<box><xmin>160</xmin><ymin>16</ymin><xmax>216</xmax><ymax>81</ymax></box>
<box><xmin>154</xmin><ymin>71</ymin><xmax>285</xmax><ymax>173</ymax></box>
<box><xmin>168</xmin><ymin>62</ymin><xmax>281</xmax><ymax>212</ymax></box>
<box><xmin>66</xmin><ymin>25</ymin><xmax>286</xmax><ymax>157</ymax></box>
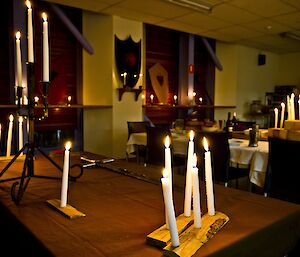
<box><xmin>147</xmin><ymin>213</ymin><xmax>194</xmax><ymax>248</ymax></box>
<box><xmin>47</xmin><ymin>199</ymin><xmax>86</xmax><ymax>219</ymax></box>
<box><xmin>0</xmin><ymin>155</ymin><xmax>26</xmax><ymax>162</ymax></box>
<box><xmin>284</xmin><ymin>120</ymin><xmax>300</xmax><ymax>131</ymax></box>
<box><xmin>163</xmin><ymin>212</ymin><xmax>229</xmax><ymax>257</ymax></box>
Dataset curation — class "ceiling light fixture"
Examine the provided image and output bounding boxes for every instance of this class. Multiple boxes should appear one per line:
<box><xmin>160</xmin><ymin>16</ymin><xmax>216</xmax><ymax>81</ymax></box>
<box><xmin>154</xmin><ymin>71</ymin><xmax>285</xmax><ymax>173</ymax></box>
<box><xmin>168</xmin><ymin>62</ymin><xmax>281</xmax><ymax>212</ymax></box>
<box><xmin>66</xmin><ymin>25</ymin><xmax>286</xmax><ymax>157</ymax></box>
<box><xmin>280</xmin><ymin>32</ymin><xmax>300</xmax><ymax>42</ymax></box>
<box><xmin>164</xmin><ymin>0</ymin><xmax>212</xmax><ymax>13</ymax></box>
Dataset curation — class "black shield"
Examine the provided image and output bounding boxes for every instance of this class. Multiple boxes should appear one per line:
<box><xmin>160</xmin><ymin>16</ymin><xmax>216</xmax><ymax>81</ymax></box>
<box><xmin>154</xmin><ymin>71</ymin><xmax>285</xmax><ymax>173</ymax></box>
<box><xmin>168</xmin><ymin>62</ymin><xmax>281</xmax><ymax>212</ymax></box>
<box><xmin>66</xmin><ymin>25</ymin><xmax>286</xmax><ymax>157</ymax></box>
<box><xmin>115</xmin><ymin>35</ymin><xmax>141</xmax><ymax>88</ymax></box>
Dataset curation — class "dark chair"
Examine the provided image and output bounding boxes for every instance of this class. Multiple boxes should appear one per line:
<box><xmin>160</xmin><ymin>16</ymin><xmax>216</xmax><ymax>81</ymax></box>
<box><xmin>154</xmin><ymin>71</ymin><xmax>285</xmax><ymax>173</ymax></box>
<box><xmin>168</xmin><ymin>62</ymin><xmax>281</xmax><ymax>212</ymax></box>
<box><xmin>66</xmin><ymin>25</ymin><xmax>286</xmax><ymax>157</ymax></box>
<box><xmin>146</xmin><ymin>126</ymin><xmax>171</xmax><ymax>166</ymax></box>
<box><xmin>195</xmin><ymin>131</ymin><xmax>249</xmax><ymax>187</ymax></box>
<box><xmin>264</xmin><ymin>137</ymin><xmax>300</xmax><ymax>204</ymax></box>
<box><xmin>126</xmin><ymin>121</ymin><xmax>150</xmax><ymax>164</ymax></box>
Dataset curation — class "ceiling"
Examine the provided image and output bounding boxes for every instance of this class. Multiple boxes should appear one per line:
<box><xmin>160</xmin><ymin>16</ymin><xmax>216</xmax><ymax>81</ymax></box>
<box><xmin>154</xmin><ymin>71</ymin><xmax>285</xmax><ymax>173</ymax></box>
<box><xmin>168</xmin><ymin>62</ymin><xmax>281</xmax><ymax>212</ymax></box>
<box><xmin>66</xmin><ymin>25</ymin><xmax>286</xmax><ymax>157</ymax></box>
<box><xmin>45</xmin><ymin>0</ymin><xmax>300</xmax><ymax>54</ymax></box>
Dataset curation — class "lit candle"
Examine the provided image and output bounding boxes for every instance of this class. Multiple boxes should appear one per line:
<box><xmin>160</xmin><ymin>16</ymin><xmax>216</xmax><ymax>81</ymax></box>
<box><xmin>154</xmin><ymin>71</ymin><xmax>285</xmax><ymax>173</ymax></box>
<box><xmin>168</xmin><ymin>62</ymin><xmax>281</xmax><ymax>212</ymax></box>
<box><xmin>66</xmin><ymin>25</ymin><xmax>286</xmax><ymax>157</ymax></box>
<box><xmin>42</xmin><ymin>12</ymin><xmax>49</xmax><ymax>82</ymax></box>
<box><xmin>18</xmin><ymin>116</ymin><xmax>23</xmax><ymax>155</ymax></box>
<box><xmin>121</xmin><ymin>72</ymin><xmax>127</xmax><ymax>85</ymax></box>
<box><xmin>60</xmin><ymin>141</ymin><xmax>71</xmax><ymax>208</ymax></box>
<box><xmin>280</xmin><ymin>102</ymin><xmax>285</xmax><ymax>128</ymax></box>
<box><xmin>298</xmin><ymin>98</ymin><xmax>300</xmax><ymax>120</ymax></box>
<box><xmin>203</xmin><ymin>137</ymin><xmax>215</xmax><ymax>216</ymax></box>
<box><xmin>184</xmin><ymin>130</ymin><xmax>194</xmax><ymax>217</ymax></box>
<box><xmin>164</xmin><ymin>135</ymin><xmax>172</xmax><ymax>195</ymax></box>
<box><xmin>161</xmin><ymin>169</ymin><xmax>180</xmax><ymax>247</ymax></box>
<box><xmin>192</xmin><ymin>153</ymin><xmax>201</xmax><ymax>228</ymax></box>
<box><xmin>15</xmin><ymin>31</ymin><xmax>22</xmax><ymax>87</ymax></box>
<box><xmin>26</xmin><ymin>0</ymin><xmax>34</xmax><ymax>63</ymax></box>
<box><xmin>199</xmin><ymin>97</ymin><xmax>203</xmax><ymax>104</ymax></box>
<box><xmin>6</xmin><ymin>115</ymin><xmax>14</xmax><ymax>157</ymax></box>
<box><xmin>150</xmin><ymin>94</ymin><xmax>154</xmax><ymax>104</ymax></box>
<box><xmin>291</xmin><ymin>93</ymin><xmax>295</xmax><ymax>120</ymax></box>
<box><xmin>192</xmin><ymin>92</ymin><xmax>196</xmax><ymax>104</ymax></box>
<box><xmin>162</xmin><ymin>168</ymin><xmax>169</xmax><ymax>229</ymax></box>
<box><xmin>287</xmin><ymin>95</ymin><xmax>291</xmax><ymax>120</ymax></box>
<box><xmin>274</xmin><ymin>108</ymin><xmax>278</xmax><ymax>128</ymax></box>
<box><xmin>173</xmin><ymin>95</ymin><xmax>177</xmax><ymax>105</ymax></box>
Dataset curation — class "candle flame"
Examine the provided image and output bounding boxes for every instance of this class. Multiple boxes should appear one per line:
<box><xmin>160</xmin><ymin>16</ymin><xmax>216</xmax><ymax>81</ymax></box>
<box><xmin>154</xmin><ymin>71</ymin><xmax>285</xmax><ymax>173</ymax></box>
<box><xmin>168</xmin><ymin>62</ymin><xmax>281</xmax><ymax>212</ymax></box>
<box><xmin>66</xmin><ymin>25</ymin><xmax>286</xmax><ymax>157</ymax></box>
<box><xmin>16</xmin><ymin>31</ymin><xmax>21</xmax><ymax>40</ymax></box>
<box><xmin>34</xmin><ymin>96</ymin><xmax>39</xmax><ymax>103</ymax></box>
<box><xmin>281</xmin><ymin>102</ymin><xmax>285</xmax><ymax>108</ymax></box>
<box><xmin>67</xmin><ymin>95</ymin><xmax>72</xmax><ymax>102</ymax></box>
<box><xmin>174</xmin><ymin>95</ymin><xmax>177</xmax><ymax>100</ymax></box>
<box><xmin>65</xmin><ymin>141</ymin><xmax>71</xmax><ymax>151</ymax></box>
<box><xmin>9</xmin><ymin>114</ymin><xmax>14</xmax><ymax>122</ymax></box>
<box><xmin>164</xmin><ymin>135</ymin><xmax>170</xmax><ymax>148</ymax></box>
<box><xmin>19</xmin><ymin>116</ymin><xmax>23</xmax><ymax>123</ymax></box>
<box><xmin>150</xmin><ymin>94</ymin><xmax>154</xmax><ymax>100</ymax></box>
<box><xmin>192</xmin><ymin>153</ymin><xmax>197</xmax><ymax>168</ymax></box>
<box><xmin>274</xmin><ymin>107</ymin><xmax>278</xmax><ymax>113</ymax></box>
<box><xmin>26</xmin><ymin>0</ymin><xmax>31</xmax><ymax>9</ymax></box>
<box><xmin>291</xmin><ymin>93</ymin><xmax>295</xmax><ymax>98</ymax></box>
<box><xmin>203</xmin><ymin>137</ymin><xmax>209</xmax><ymax>152</ymax></box>
<box><xmin>162</xmin><ymin>168</ymin><xmax>168</xmax><ymax>178</ymax></box>
<box><xmin>189</xmin><ymin>130</ymin><xmax>194</xmax><ymax>141</ymax></box>
<box><xmin>42</xmin><ymin>12</ymin><xmax>47</xmax><ymax>22</ymax></box>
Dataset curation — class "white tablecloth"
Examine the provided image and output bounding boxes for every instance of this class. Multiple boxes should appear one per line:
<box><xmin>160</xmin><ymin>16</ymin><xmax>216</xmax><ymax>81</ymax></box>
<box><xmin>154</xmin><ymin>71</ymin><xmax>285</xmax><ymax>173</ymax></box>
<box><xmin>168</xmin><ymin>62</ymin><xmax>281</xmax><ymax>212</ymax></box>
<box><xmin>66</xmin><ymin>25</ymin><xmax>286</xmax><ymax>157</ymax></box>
<box><xmin>126</xmin><ymin>133</ymin><xmax>269</xmax><ymax>188</ymax></box>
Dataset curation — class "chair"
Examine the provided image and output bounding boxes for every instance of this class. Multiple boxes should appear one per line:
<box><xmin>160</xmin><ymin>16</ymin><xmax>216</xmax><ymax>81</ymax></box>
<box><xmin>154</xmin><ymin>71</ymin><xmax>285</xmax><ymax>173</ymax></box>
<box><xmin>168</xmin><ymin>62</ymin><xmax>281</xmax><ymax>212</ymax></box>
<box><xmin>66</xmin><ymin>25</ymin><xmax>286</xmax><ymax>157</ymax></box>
<box><xmin>264</xmin><ymin>137</ymin><xmax>300</xmax><ymax>204</ymax></box>
<box><xmin>126</xmin><ymin>121</ymin><xmax>150</xmax><ymax>163</ymax></box>
<box><xmin>195</xmin><ymin>131</ymin><xmax>249</xmax><ymax>187</ymax></box>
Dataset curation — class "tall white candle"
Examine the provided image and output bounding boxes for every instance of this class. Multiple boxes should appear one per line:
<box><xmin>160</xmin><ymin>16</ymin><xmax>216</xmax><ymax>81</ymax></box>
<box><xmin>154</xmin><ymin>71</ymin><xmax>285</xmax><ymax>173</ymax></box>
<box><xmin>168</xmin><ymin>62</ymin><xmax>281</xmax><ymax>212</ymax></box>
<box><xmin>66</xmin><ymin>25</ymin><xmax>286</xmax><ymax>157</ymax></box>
<box><xmin>184</xmin><ymin>130</ymin><xmax>194</xmax><ymax>217</ymax></box>
<box><xmin>298</xmin><ymin>98</ymin><xmax>300</xmax><ymax>120</ymax></box>
<box><xmin>161</xmin><ymin>171</ymin><xmax>180</xmax><ymax>247</ymax></box>
<box><xmin>203</xmin><ymin>137</ymin><xmax>215</xmax><ymax>216</ymax></box>
<box><xmin>164</xmin><ymin>135</ymin><xmax>172</xmax><ymax>193</ymax></box>
<box><xmin>280</xmin><ymin>102</ymin><xmax>285</xmax><ymax>128</ymax></box>
<box><xmin>162</xmin><ymin>168</ymin><xmax>170</xmax><ymax>229</ymax></box>
<box><xmin>26</xmin><ymin>0</ymin><xmax>34</xmax><ymax>63</ymax></box>
<box><xmin>15</xmin><ymin>31</ymin><xmax>22</xmax><ymax>87</ymax></box>
<box><xmin>150</xmin><ymin>94</ymin><xmax>154</xmax><ymax>104</ymax></box>
<box><xmin>6</xmin><ymin>115</ymin><xmax>14</xmax><ymax>157</ymax></box>
<box><xmin>192</xmin><ymin>153</ymin><xmax>201</xmax><ymax>228</ymax></box>
<box><xmin>18</xmin><ymin>117</ymin><xmax>23</xmax><ymax>155</ymax></box>
<box><xmin>42</xmin><ymin>12</ymin><xmax>49</xmax><ymax>82</ymax></box>
<box><xmin>291</xmin><ymin>93</ymin><xmax>295</xmax><ymax>120</ymax></box>
<box><xmin>60</xmin><ymin>141</ymin><xmax>71</xmax><ymax>207</ymax></box>
<box><xmin>274</xmin><ymin>108</ymin><xmax>278</xmax><ymax>128</ymax></box>
<box><xmin>287</xmin><ymin>95</ymin><xmax>291</xmax><ymax>120</ymax></box>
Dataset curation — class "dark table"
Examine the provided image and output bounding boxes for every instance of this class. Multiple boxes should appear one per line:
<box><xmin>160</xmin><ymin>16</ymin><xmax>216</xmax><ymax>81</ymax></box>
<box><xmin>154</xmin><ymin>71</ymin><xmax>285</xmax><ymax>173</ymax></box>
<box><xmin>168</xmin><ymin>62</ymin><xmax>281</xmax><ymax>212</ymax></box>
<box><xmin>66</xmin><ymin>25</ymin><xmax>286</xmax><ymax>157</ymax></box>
<box><xmin>0</xmin><ymin>153</ymin><xmax>299</xmax><ymax>257</ymax></box>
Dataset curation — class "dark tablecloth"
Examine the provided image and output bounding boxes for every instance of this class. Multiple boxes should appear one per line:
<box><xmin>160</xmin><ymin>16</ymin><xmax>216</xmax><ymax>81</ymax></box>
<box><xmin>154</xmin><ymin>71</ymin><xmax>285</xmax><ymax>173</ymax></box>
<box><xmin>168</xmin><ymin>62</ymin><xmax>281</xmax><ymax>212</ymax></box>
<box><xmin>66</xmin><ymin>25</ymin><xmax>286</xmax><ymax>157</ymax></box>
<box><xmin>0</xmin><ymin>154</ymin><xmax>299</xmax><ymax>257</ymax></box>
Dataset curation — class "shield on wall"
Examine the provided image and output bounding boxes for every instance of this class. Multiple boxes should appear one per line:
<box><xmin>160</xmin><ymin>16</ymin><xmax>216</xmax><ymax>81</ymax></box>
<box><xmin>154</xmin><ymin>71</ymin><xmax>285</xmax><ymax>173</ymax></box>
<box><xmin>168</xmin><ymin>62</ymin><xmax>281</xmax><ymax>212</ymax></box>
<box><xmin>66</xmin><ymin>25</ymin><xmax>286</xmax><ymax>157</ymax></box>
<box><xmin>115</xmin><ymin>35</ymin><xmax>141</xmax><ymax>88</ymax></box>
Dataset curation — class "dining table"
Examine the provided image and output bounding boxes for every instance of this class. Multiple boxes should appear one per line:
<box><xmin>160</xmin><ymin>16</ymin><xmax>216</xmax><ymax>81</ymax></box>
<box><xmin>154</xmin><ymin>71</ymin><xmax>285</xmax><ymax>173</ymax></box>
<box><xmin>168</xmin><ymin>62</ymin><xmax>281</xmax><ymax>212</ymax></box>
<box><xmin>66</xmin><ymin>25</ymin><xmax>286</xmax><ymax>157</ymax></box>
<box><xmin>126</xmin><ymin>132</ymin><xmax>269</xmax><ymax>188</ymax></box>
<box><xmin>0</xmin><ymin>153</ymin><xmax>299</xmax><ymax>257</ymax></box>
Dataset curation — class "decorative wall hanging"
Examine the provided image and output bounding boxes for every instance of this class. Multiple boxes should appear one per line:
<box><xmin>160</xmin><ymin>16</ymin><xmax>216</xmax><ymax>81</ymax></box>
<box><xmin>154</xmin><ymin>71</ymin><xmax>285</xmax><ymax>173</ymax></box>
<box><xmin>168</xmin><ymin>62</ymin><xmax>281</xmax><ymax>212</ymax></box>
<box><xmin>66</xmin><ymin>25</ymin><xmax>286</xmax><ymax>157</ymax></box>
<box><xmin>149</xmin><ymin>63</ymin><xmax>169</xmax><ymax>104</ymax></box>
<box><xmin>115</xmin><ymin>35</ymin><xmax>141</xmax><ymax>88</ymax></box>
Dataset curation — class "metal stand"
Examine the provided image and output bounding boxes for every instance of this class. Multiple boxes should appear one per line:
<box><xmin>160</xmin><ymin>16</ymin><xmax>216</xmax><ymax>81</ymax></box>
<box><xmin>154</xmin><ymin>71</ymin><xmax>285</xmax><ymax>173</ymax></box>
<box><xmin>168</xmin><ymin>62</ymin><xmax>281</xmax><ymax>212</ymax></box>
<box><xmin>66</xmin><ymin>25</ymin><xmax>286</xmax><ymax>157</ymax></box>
<box><xmin>0</xmin><ymin>62</ymin><xmax>83</xmax><ymax>205</ymax></box>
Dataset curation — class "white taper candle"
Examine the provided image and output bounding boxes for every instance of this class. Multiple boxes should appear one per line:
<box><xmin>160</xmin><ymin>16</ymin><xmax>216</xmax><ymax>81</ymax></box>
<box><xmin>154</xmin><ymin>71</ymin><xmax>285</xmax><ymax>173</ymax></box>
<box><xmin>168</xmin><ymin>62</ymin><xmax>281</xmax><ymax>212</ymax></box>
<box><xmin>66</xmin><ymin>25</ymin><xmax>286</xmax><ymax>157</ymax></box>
<box><xmin>192</xmin><ymin>153</ymin><xmax>201</xmax><ymax>228</ymax></box>
<box><xmin>184</xmin><ymin>130</ymin><xmax>194</xmax><ymax>217</ymax></box>
<box><xmin>203</xmin><ymin>137</ymin><xmax>215</xmax><ymax>216</ymax></box>
<box><xmin>60</xmin><ymin>141</ymin><xmax>71</xmax><ymax>207</ymax></box>
<box><xmin>6</xmin><ymin>115</ymin><xmax>14</xmax><ymax>157</ymax></box>
<box><xmin>42</xmin><ymin>12</ymin><xmax>49</xmax><ymax>82</ymax></box>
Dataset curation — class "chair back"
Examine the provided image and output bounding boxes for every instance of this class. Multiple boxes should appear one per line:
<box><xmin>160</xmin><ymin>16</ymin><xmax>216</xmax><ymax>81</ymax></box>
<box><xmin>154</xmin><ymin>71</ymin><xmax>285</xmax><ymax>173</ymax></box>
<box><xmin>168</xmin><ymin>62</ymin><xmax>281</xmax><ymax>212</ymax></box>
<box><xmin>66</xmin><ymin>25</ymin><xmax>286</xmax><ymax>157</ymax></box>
<box><xmin>264</xmin><ymin>137</ymin><xmax>300</xmax><ymax>204</ymax></box>
<box><xmin>146</xmin><ymin>126</ymin><xmax>171</xmax><ymax>166</ymax></box>
<box><xmin>195</xmin><ymin>131</ymin><xmax>230</xmax><ymax>183</ymax></box>
<box><xmin>127</xmin><ymin>121</ymin><xmax>150</xmax><ymax>139</ymax></box>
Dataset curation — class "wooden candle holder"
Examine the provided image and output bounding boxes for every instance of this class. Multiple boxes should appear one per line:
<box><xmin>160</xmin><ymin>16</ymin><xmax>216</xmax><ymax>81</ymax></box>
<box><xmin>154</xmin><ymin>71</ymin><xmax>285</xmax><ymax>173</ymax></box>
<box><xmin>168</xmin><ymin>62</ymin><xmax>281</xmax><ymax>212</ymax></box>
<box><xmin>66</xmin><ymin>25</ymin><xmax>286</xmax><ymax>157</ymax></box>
<box><xmin>47</xmin><ymin>199</ymin><xmax>86</xmax><ymax>219</ymax></box>
<box><xmin>147</xmin><ymin>212</ymin><xmax>229</xmax><ymax>257</ymax></box>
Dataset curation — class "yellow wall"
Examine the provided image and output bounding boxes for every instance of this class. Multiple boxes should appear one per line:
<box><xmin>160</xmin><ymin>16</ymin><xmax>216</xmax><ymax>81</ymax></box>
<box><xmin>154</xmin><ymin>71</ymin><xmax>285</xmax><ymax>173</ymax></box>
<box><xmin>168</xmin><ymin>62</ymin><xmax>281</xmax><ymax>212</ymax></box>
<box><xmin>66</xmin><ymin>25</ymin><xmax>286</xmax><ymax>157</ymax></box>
<box><xmin>215</xmin><ymin>43</ymin><xmax>280</xmax><ymax>123</ymax></box>
<box><xmin>277</xmin><ymin>52</ymin><xmax>300</xmax><ymax>86</ymax></box>
<box><xmin>82</xmin><ymin>13</ymin><xmax>144</xmax><ymax>158</ymax></box>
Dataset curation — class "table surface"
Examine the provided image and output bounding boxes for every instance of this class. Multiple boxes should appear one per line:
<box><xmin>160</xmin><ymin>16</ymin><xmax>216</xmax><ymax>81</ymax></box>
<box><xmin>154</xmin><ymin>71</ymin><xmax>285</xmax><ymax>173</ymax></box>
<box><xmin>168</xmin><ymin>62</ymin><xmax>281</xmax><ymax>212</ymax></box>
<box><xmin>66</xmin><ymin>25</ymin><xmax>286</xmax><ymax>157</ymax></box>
<box><xmin>0</xmin><ymin>153</ymin><xmax>299</xmax><ymax>257</ymax></box>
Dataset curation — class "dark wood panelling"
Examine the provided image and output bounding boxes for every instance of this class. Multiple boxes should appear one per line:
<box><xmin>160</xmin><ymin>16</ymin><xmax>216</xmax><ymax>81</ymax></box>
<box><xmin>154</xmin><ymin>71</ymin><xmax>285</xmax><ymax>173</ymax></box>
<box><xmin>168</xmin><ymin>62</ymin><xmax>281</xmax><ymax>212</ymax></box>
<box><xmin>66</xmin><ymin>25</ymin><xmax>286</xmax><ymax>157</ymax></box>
<box><xmin>0</xmin><ymin>1</ymin><xmax>13</xmax><ymax>104</ymax></box>
<box><xmin>32</xmin><ymin>0</ymin><xmax>82</xmax><ymax>105</ymax></box>
<box><xmin>145</xmin><ymin>24</ymin><xmax>180</xmax><ymax>104</ymax></box>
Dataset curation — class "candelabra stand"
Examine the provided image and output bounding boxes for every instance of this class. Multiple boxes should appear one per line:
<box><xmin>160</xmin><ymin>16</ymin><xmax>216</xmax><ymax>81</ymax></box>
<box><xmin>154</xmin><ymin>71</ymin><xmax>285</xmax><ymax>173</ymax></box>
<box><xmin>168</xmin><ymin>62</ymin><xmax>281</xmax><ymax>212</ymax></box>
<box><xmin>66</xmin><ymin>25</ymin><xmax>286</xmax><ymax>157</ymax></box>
<box><xmin>0</xmin><ymin>62</ymin><xmax>83</xmax><ymax>205</ymax></box>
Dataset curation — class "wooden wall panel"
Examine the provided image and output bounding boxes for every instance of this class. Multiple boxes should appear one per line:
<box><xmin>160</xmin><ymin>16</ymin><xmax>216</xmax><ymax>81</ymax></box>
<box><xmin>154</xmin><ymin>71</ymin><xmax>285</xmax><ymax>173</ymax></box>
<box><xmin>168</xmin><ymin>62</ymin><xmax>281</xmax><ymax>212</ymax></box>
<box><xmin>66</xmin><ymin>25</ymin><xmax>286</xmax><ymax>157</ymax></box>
<box><xmin>145</xmin><ymin>24</ymin><xmax>180</xmax><ymax>104</ymax></box>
